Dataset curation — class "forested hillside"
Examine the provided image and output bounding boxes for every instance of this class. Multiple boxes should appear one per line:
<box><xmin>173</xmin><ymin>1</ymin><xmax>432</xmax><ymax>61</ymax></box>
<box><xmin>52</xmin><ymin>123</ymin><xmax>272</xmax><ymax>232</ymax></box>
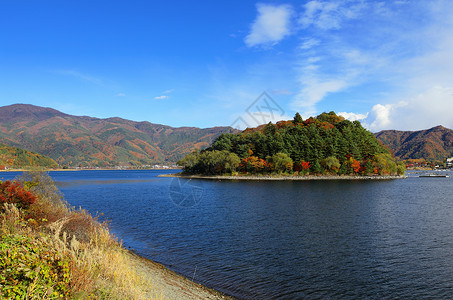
<box><xmin>0</xmin><ymin>144</ymin><xmax>57</xmax><ymax>169</ymax></box>
<box><xmin>0</xmin><ymin>104</ymin><xmax>235</xmax><ymax>167</ymax></box>
<box><xmin>375</xmin><ymin>126</ymin><xmax>453</xmax><ymax>161</ymax></box>
<box><xmin>178</xmin><ymin>112</ymin><xmax>405</xmax><ymax>176</ymax></box>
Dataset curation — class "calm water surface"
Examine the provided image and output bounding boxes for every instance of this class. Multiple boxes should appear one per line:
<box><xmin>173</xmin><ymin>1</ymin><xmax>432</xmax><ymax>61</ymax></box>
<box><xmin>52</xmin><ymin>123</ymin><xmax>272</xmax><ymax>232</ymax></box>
<box><xmin>2</xmin><ymin>170</ymin><xmax>453</xmax><ymax>299</ymax></box>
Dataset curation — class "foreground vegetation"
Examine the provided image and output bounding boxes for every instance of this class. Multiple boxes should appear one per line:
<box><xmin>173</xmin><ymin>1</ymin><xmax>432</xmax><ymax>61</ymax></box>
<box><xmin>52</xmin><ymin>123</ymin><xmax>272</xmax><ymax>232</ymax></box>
<box><xmin>178</xmin><ymin>112</ymin><xmax>405</xmax><ymax>176</ymax></box>
<box><xmin>0</xmin><ymin>171</ymin><xmax>157</xmax><ymax>299</ymax></box>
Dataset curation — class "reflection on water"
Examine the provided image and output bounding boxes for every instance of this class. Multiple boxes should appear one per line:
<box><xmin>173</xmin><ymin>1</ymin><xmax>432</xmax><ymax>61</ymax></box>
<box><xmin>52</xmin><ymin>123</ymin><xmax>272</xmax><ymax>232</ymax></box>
<box><xmin>1</xmin><ymin>170</ymin><xmax>452</xmax><ymax>299</ymax></box>
<box><xmin>56</xmin><ymin>179</ymin><xmax>158</xmax><ymax>188</ymax></box>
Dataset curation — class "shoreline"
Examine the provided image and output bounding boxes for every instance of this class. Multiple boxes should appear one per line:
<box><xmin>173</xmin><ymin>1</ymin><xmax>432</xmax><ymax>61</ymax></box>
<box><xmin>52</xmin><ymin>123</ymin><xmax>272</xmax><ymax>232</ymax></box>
<box><xmin>126</xmin><ymin>250</ymin><xmax>233</xmax><ymax>299</ymax></box>
<box><xmin>0</xmin><ymin>168</ymin><xmax>179</xmax><ymax>172</ymax></box>
<box><xmin>160</xmin><ymin>173</ymin><xmax>407</xmax><ymax>181</ymax></box>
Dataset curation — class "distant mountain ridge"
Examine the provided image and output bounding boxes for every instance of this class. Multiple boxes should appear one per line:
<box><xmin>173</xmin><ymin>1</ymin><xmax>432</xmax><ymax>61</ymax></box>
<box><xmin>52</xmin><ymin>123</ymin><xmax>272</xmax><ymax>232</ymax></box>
<box><xmin>0</xmin><ymin>104</ymin><xmax>235</xmax><ymax>167</ymax></box>
<box><xmin>374</xmin><ymin>125</ymin><xmax>453</xmax><ymax>161</ymax></box>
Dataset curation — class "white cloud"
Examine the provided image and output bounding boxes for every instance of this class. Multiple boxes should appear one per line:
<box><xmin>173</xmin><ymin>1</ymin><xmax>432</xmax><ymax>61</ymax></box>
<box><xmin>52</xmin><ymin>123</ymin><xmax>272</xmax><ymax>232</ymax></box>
<box><xmin>337</xmin><ymin>112</ymin><xmax>367</xmax><ymax>121</ymax></box>
<box><xmin>363</xmin><ymin>86</ymin><xmax>453</xmax><ymax>132</ymax></box>
<box><xmin>116</xmin><ymin>93</ymin><xmax>126</xmax><ymax>97</ymax></box>
<box><xmin>154</xmin><ymin>95</ymin><xmax>169</xmax><ymax>100</ymax></box>
<box><xmin>245</xmin><ymin>4</ymin><xmax>293</xmax><ymax>47</ymax></box>
<box><xmin>162</xmin><ymin>89</ymin><xmax>174</xmax><ymax>94</ymax></box>
<box><xmin>363</xmin><ymin>103</ymin><xmax>397</xmax><ymax>131</ymax></box>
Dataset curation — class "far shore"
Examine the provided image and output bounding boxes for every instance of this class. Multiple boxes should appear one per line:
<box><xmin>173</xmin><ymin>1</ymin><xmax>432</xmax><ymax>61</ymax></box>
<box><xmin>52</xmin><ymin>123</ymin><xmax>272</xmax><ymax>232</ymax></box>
<box><xmin>0</xmin><ymin>167</ymin><xmax>180</xmax><ymax>172</ymax></box>
<box><xmin>160</xmin><ymin>172</ymin><xmax>407</xmax><ymax>181</ymax></box>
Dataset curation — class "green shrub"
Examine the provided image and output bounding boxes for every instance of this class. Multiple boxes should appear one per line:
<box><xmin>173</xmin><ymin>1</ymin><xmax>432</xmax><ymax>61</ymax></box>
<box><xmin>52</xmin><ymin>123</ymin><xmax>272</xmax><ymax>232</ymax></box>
<box><xmin>397</xmin><ymin>162</ymin><xmax>406</xmax><ymax>175</ymax></box>
<box><xmin>0</xmin><ymin>233</ymin><xmax>71</xmax><ymax>299</ymax></box>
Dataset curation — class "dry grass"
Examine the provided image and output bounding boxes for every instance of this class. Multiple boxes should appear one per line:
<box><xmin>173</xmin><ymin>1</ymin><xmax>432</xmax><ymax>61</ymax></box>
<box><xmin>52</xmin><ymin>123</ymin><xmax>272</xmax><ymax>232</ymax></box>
<box><xmin>0</xmin><ymin>171</ymin><xmax>159</xmax><ymax>299</ymax></box>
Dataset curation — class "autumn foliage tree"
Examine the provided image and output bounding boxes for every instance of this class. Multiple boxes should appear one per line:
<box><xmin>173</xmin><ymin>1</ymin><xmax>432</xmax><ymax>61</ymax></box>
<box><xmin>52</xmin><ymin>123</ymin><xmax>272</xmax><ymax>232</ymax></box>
<box><xmin>351</xmin><ymin>159</ymin><xmax>361</xmax><ymax>173</ymax></box>
<box><xmin>239</xmin><ymin>156</ymin><xmax>271</xmax><ymax>173</ymax></box>
<box><xmin>294</xmin><ymin>160</ymin><xmax>311</xmax><ymax>175</ymax></box>
<box><xmin>0</xmin><ymin>180</ymin><xmax>37</xmax><ymax>210</ymax></box>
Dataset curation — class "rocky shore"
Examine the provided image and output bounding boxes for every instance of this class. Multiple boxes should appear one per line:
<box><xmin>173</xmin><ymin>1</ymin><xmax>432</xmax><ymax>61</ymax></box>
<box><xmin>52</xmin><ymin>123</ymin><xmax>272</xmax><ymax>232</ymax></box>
<box><xmin>161</xmin><ymin>173</ymin><xmax>407</xmax><ymax>181</ymax></box>
<box><xmin>127</xmin><ymin>251</ymin><xmax>233</xmax><ymax>299</ymax></box>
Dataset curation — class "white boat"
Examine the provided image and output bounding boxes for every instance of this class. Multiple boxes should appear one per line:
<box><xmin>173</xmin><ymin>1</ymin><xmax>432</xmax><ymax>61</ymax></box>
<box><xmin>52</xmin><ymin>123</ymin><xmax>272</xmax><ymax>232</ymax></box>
<box><xmin>419</xmin><ymin>173</ymin><xmax>450</xmax><ymax>178</ymax></box>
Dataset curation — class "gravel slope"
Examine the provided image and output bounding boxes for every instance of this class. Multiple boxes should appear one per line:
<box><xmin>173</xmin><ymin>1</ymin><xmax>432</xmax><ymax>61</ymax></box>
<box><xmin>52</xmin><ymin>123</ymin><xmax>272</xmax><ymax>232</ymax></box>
<box><xmin>127</xmin><ymin>251</ymin><xmax>234</xmax><ymax>300</ymax></box>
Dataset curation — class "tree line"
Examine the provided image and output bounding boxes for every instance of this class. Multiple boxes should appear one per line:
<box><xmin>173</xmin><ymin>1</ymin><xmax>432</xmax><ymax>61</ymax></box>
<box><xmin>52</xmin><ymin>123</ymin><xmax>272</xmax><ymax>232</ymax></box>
<box><xmin>178</xmin><ymin>112</ymin><xmax>405</xmax><ymax>176</ymax></box>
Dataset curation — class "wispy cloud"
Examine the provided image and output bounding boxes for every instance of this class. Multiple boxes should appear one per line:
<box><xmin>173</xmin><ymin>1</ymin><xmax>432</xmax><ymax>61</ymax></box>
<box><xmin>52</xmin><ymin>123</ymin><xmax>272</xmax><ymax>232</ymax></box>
<box><xmin>269</xmin><ymin>89</ymin><xmax>292</xmax><ymax>95</ymax></box>
<box><xmin>292</xmin><ymin>46</ymin><xmax>375</xmax><ymax>115</ymax></box>
<box><xmin>293</xmin><ymin>78</ymin><xmax>348</xmax><ymax>116</ymax></box>
<box><xmin>232</xmin><ymin>111</ymin><xmax>293</xmax><ymax>130</ymax></box>
<box><xmin>254</xmin><ymin>0</ymin><xmax>453</xmax><ymax>131</ymax></box>
<box><xmin>358</xmin><ymin>1</ymin><xmax>453</xmax><ymax>131</ymax></box>
<box><xmin>116</xmin><ymin>93</ymin><xmax>126</xmax><ymax>97</ymax></box>
<box><xmin>56</xmin><ymin>70</ymin><xmax>103</xmax><ymax>85</ymax></box>
<box><xmin>50</xmin><ymin>103</ymin><xmax>93</xmax><ymax>117</ymax></box>
<box><xmin>299</xmin><ymin>38</ymin><xmax>320</xmax><ymax>50</ymax></box>
<box><xmin>299</xmin><ymin>0</ymin><xmax>366</xmax><ymax>30</ymax></box>
<box><xmin>154</xmin><ymin>89</ymin><xmax>173</xmax><ymax>100</ymax></box>
<box><xmin>245</xmin><ymin>3</ymin><xmax>293</xmax><ymax>47</ymax></box>
<box><xmin>244</xmin><ymin>0</ymin><xmax>380</xmax><ymax>117</ymax></box>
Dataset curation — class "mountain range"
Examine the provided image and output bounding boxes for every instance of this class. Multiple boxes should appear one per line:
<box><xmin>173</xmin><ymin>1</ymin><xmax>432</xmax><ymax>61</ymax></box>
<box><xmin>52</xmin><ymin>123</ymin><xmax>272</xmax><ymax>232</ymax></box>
<box><xmin>0</xmin><ymin>104</ymin><xmax>451</xmax><ymax>167</ymax></box>
<box><xmin>0</xmin><ymin>104</ymin><xmax>235</xmax><ymax>167</ymax></box>
<box><xmin>374</xmin><ymin>125</ymin><xmax>453</xmax><ymax>161</ymax></box>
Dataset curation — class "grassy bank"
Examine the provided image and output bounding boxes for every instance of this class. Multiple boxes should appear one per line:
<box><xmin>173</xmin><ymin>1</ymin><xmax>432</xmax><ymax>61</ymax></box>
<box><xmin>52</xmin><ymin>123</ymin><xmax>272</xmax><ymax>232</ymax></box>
<box><xmin>0</xmin><ymin>171</ymin><xmax>160</xmax><ymax>299</ymax></box>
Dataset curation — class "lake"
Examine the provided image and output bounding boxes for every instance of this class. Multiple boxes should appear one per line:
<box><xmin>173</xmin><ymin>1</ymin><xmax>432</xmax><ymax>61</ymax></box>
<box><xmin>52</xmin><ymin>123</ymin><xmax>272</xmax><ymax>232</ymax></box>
<box><xmin>2</xmin><ymin>170</ymin><xmax>453</xmax><ymax>299</ymax></box>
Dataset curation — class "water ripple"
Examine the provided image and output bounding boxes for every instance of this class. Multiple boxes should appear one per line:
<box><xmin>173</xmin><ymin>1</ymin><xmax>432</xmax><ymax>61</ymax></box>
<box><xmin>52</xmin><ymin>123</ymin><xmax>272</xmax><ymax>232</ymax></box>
<box><xmin>10</xmin><ymin>169</ymin><xmax>451</xmax><ymax>299</ymax></box>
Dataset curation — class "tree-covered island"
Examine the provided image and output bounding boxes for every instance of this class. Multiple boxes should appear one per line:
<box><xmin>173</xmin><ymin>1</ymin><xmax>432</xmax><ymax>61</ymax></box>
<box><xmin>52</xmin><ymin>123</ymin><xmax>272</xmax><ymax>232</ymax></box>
<box><xmin>177</xmin><ymin>112</ymin><xmax>406</xmax><ymax>177</ymax></box>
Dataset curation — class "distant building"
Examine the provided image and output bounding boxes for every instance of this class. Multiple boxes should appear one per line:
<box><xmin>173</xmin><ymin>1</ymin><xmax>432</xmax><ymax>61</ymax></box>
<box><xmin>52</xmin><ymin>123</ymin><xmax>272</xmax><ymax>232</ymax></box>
<box><xmin>446</xmin><ymin>157</ymin><xmax>453</xmax><ymax>168</ymax></box>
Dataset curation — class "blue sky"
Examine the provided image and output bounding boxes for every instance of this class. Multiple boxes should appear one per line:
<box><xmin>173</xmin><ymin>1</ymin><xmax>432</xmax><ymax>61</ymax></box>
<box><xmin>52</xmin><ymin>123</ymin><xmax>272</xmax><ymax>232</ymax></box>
<box><xmin>1</xmin><ymin>0</ymin><xmax>453</xmax><ymax>131</ymax></box>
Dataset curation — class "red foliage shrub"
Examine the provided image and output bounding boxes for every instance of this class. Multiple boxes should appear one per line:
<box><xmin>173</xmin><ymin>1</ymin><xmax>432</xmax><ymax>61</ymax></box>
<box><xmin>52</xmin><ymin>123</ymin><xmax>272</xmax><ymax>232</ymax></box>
<box><xmin>294</xmin><ymin>161</ymin><xmax>310</xmax><ymax>173</ymax></box>
<box><xmin>351</xmin><ymin>159</ymin><xmax>361</xmax><ymax>173</ymax></box>
<box><xmin>300</xmin><ymin>161</ymin><xmax>311</xmax><ymax>170</ymax></box>
<box><xmin>0</xmin><ymin>180</ymin><xmax>37</xmax><ymax>209</ymax></box>
<box><xmin>239</xmin><ymin>156</ymin><xmax>271</xmax><ymax>173</ymax></box>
